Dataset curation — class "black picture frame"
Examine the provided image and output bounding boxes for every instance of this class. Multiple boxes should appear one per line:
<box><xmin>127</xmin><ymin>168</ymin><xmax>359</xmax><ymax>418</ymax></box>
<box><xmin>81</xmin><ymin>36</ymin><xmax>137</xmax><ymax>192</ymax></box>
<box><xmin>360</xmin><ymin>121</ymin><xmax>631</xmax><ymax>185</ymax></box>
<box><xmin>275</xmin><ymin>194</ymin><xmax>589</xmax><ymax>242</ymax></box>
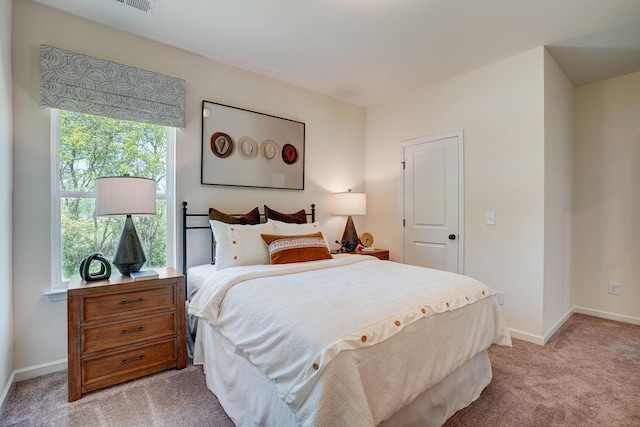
<box><xmin>201</xmin><ymin>101</ymin><xmax>305</xmax><ymax>190</ymax></box>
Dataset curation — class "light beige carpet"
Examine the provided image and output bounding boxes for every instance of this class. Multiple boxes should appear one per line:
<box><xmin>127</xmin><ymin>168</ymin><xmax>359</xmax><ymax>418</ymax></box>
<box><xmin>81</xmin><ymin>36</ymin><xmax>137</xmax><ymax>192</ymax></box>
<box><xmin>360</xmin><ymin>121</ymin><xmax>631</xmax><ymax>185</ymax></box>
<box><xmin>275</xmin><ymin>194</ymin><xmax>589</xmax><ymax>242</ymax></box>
<box><xmin>445</xmin><ymin>313</ymin><xmax>640</xmax><ymax>426</ymax></box>
<box><xmin>1</xmin><ymin>313</ymin><xmax>639</xmax><ymax>426</ymax></box>
<box><xmin>0</xmin><ymin>362</ymin><xmax>233</xmax><ymax>427</ymax></box>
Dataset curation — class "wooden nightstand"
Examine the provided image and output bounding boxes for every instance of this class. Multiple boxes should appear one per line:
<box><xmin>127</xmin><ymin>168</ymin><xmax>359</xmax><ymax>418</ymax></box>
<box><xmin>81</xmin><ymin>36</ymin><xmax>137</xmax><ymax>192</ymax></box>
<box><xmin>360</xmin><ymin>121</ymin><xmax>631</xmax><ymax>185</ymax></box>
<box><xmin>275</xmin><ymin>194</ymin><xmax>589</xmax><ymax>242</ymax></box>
<box><xmin>67</xmin><ymin>267</ymin><xmax>186</xmax><ymax>401</ymax></box>
<box><xmin>349</xmin><ymin>249</ymin><xmax>390</xmax><ymax>260</ymax></box>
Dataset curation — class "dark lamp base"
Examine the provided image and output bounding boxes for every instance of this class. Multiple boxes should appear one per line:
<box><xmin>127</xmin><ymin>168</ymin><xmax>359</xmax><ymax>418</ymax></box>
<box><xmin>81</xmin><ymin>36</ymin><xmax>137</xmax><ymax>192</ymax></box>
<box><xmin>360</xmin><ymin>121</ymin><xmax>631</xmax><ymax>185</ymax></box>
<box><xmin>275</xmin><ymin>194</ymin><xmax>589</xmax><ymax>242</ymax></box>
<box><xmin>341</xmin><ymin>216</ymin><xmax>360</xmax><ymax>252</ymax></box>
<box><xmin>112</xmin><ymin>216</ymin><xmax>147</xmax><ymax>275</ymax></box>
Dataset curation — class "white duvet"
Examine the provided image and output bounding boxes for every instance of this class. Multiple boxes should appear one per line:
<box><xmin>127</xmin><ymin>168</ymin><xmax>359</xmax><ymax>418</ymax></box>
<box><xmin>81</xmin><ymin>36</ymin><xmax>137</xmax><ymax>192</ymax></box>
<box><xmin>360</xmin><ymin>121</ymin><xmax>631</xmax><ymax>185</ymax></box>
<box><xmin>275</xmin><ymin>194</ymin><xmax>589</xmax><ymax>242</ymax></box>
<box><xmin>189</xmin><ymin>255</ymin><xmax>511</xmax><ymax>426</ymax></box>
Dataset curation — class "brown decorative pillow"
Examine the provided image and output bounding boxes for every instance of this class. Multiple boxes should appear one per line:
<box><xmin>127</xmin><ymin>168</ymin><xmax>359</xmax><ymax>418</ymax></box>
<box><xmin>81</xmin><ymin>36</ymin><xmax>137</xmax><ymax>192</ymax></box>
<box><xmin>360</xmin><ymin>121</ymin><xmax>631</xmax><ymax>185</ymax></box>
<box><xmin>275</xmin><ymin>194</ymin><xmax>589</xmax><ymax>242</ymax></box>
<box><xmin>261</xmin><ymin>232</ymin><xmax>332</xmax><ymax>265</ymax></box>
<box><xmin>209</xmin><ymin>207</ymin><xmax>260</xmax><ymax>225</ymax></box>
<box><xmin>264</xmin><ymin>205</ymin><xmax>307</xmax><ymax>224</ymax></box>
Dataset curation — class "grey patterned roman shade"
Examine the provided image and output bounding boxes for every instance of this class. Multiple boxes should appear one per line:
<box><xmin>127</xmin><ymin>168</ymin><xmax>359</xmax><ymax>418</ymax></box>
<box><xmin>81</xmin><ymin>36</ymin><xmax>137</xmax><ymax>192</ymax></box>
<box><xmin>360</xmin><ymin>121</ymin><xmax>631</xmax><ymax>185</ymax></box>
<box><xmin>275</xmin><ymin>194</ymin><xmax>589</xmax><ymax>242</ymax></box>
<box><xmin>40</xmin><ymin>44</ymin><xmax>185</xmax><ymax>129</ymax></box>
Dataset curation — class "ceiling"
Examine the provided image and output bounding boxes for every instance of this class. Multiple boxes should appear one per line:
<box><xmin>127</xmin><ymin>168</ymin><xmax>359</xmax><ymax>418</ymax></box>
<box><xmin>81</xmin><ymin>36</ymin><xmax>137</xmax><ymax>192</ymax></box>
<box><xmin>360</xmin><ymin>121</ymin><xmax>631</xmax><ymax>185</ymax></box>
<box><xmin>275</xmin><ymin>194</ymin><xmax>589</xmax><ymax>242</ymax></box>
<box><xmin>31</xmin><ymin>0</ymin><xmax>640</xmax><ymax>106</ymax></box>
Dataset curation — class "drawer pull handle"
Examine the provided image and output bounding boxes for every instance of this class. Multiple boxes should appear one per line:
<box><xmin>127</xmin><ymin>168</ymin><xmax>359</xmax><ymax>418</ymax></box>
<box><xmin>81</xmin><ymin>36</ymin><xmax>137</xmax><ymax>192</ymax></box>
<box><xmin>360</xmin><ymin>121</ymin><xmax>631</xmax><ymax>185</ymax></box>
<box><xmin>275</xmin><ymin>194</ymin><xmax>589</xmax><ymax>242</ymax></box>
<box><xmin>120</xmin><ymin>298</ymin><xmax>145</xmax><ymax>305</ymax></box>
<box><xmin>120</xmin><ymin>326</ymin><xmax>145</xmax><ymax>335</ymax></box>
<box><xmin>121</xmin><ymin>355</ymin><xmax>145</xmax><ymax>365</ymax></box>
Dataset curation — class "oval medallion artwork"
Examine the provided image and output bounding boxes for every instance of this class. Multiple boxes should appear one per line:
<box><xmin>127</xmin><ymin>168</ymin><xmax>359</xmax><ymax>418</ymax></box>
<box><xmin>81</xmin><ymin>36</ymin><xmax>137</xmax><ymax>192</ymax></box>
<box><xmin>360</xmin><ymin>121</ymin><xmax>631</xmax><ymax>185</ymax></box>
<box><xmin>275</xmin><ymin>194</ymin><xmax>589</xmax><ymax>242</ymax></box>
<box><xmin>282</xmin><ymin>144</ymin><xmax>298</xmax><ymax>165</ymax></box>
<box><xmin>238</xmin><ymin>136</ymin><xmax>258</xmax><ymax>159</ymax></box>
<box><xmin>262</xmin><ymin>140</ymin><xmax>278</xmax><ymax>160</ymax></box>
<box><xmin>211</xmin><ymin>132</ymin><xmax>233</xmax><ymax>158</ymax></box>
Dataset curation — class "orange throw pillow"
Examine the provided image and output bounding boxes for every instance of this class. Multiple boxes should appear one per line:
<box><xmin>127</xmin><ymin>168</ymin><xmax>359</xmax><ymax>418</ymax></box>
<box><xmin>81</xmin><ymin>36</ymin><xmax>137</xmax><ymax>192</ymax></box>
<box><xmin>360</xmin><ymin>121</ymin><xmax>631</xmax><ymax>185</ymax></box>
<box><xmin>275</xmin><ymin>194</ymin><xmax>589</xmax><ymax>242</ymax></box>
<box><xmin>261</xmin><ymin>232</ymin><xmax>332</xmax><ymax>264</ymax></box>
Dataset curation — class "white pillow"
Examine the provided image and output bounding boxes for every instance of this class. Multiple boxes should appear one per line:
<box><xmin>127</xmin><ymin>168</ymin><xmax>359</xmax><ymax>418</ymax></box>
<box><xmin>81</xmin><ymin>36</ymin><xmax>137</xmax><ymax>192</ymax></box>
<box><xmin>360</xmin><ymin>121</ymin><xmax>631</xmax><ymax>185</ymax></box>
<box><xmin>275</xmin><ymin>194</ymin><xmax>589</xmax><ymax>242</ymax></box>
<box><xmin>209</xmin><ymin>220</ymin><xmax>276</xmax><ymax>270</ymax></box>
<box><xmin>268</xmin><ymin>220</ymin><xmax>329</xmax><ymax>246</ymax></box>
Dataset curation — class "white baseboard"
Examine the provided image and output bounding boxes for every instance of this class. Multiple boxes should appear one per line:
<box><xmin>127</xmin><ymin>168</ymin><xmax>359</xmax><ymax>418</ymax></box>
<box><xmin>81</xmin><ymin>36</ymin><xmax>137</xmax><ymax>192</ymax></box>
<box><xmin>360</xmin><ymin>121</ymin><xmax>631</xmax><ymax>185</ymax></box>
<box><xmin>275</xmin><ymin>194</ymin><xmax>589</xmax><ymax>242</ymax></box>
<box><xmin>541</xmin><ymin>308</ymin><xmax>574</xmax><ymax>344</ymax></box>
<box><xmin>507</xmin><ymin>328</ymin><xmax>545</xmax><ymax>345</ymax></box>
<box><xmin>507</xmin><ymin>307</ymin><xmax>640</xmax><ymax>347</ymax></box>
<box><xmin>0</xmin><ymin>370</ymin><xmax>16</xmax><ymax>416</ymax></box>
<box><xmin>1</xmin><ymin>358</ymin><xmax>67</xmax><ymax>412</ymax></box>
<box><xmin>573</xmin><ymin>306</ymin><xmax>640</xmax><ymax>325</ymax></box>
<box><xmin>13</xmin><ymin>358</ymin><xmax>67</xmax><ymax>382</ymax></box>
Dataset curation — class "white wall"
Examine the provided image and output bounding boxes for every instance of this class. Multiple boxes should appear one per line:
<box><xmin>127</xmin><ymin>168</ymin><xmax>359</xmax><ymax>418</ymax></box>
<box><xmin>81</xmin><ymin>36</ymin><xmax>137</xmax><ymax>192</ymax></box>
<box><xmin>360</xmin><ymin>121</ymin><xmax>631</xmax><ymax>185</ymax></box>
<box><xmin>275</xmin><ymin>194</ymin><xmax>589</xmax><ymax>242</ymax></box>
<box><xmin>366</xmin><ymin>48</ymin><xmax>546</xmax><ymax>338</ymax></box>
<box><xmin>11</xmin><ymin>1</ymin><xmax>639</xmax><ymax>375</ymax></box>
<box><xmin>11</xmin><ymin>1</ymin><xmax>365</xmax><ymax>370</ymax></box>
<box><xmin>574</xmin><ymin>70</ymin><xmax>640</xmax><ymax>320</ymax></box>
<box><xmin>542</xmin><ymin>49</ymin><xmax>575</xmax><ymax>335</ymax></box>
<box><xmin>1</xmin><ymin>0</ymin><xmax>14</xmax><ymax>402</ymax></box>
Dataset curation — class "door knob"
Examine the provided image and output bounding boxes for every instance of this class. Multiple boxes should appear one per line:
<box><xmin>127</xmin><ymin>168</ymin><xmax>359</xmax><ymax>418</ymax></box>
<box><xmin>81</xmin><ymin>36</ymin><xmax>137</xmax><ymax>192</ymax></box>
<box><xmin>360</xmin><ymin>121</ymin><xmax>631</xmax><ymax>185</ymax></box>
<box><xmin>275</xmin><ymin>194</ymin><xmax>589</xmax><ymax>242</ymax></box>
<box><xmin>448</xmin><ymin>234</ymin><xmax>456</xmax><ymax>240</ymax></box>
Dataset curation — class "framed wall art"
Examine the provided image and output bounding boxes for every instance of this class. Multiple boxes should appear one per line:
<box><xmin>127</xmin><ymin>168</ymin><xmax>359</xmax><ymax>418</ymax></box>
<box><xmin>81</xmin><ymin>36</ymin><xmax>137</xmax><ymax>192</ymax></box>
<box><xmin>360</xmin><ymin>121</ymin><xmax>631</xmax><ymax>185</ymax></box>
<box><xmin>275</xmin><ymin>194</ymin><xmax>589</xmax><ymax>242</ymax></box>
<box><xmin>201</xmin><ymin>101</ymin><xmax>305</xmax><ymax>190</ymax></box>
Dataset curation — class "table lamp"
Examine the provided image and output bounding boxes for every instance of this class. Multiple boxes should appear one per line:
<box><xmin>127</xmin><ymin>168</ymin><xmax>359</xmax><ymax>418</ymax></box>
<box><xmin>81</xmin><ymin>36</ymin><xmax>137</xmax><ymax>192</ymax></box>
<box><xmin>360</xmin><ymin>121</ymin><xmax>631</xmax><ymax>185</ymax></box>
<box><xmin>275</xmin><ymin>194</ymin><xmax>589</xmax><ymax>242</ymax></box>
<box><xmin>333</xmin><ymin>189</ymin><xmax>366</xmax><ymax>252</ymax></box>
<box><xmin>95</xmin><ymin>175</ymin><xmax>157</xmax><ymax>275</ymax></box>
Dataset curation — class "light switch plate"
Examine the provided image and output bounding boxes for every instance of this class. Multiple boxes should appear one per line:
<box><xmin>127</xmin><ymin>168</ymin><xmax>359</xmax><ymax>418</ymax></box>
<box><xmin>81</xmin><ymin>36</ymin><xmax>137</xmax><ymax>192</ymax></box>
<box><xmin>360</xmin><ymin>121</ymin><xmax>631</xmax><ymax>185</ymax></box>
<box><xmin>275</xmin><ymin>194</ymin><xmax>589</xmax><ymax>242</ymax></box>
<box><xmin>486</xmin><ymin>212</ymin><xmax>495</xmax><ymax>226</ymax></box>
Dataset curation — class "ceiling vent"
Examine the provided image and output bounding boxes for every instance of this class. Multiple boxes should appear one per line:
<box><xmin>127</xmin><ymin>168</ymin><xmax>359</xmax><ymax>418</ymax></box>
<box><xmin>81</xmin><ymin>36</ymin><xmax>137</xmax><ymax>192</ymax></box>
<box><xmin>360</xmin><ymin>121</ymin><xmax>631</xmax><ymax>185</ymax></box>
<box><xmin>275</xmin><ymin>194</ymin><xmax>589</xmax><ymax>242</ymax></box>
<box><xmin>115</xmin><ymin>0</ymin><xmax>156</xmax><ymax>13</ymax></box>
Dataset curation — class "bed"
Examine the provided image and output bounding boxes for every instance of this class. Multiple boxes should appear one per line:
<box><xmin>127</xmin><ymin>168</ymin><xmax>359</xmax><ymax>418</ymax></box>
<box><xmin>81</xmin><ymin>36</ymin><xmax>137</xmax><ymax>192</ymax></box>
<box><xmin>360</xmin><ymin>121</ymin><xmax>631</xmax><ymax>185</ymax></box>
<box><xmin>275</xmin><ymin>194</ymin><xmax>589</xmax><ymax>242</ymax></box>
<box><xmin>182</xmin><ymin>202</ymin><xmax>511</xmax><ymax>426</ymax></box>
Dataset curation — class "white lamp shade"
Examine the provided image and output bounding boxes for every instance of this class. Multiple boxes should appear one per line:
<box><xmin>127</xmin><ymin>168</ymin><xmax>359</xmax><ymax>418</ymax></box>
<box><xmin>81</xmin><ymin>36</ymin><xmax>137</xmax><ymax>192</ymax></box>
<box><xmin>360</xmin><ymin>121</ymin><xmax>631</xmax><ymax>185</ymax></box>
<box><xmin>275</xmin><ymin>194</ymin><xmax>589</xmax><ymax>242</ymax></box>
<box><xmin>95</xmin><ymin>176</ymin><xmax>157</xmax><ymax>217</ymax></box>
<box><xmin>333</xmin><ymin>192</ymin><xmax>366</xmax><ymax>216</ymax></box>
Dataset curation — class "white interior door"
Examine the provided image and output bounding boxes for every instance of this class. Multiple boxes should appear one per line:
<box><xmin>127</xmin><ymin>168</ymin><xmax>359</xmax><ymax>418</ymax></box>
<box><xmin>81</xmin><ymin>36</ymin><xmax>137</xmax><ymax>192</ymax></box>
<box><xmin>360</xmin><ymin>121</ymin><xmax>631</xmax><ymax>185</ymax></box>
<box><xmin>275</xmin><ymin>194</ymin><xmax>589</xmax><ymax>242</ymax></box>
<box><xmin>402</xmin><ymin>131</ymin><xmax>463</xmax><ymax>273</ymax></box>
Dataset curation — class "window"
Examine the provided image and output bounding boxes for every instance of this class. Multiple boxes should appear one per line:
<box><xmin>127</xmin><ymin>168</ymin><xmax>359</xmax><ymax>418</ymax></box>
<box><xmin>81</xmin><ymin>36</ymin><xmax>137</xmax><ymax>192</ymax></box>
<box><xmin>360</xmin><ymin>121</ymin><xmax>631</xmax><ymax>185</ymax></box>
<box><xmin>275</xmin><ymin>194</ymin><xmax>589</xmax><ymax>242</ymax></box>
<box><xmin>51</xmin><ymin>109</ymin><xmax>176</xmax><ymax>289</ymax></box>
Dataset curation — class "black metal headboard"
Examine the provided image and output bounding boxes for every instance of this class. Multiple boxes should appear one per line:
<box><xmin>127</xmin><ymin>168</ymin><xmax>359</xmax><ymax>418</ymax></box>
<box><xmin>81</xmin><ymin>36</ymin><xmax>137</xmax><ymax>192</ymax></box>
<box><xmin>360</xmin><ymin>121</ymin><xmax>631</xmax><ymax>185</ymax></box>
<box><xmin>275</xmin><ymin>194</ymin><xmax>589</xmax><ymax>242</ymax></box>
<box><xmin>181</xmin><ymin>201</ymin><xmax>316</xmax><ymax>275</ymax></box>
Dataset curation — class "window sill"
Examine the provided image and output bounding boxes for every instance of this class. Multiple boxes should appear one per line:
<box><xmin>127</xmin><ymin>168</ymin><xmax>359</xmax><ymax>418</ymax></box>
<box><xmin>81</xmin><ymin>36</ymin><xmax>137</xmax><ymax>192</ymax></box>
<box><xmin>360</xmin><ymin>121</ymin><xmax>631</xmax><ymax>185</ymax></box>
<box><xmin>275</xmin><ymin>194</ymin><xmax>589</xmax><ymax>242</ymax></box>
<box><xmin>45</xmin><ymin>288</ymin><xmax>67</xmax><ymax>302</ymax></box>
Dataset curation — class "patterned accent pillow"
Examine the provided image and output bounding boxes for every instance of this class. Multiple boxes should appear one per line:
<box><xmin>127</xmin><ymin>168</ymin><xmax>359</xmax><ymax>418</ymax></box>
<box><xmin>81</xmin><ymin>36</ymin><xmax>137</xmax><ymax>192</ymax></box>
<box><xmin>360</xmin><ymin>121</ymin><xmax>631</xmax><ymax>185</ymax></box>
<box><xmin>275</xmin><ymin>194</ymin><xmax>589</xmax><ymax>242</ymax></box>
<box><xmin>264</xmin><ymin>205</ymin><xmax>307</xmax><ymax>224</ymax></box>
<box><xmin>210</xmin><ymin>220</ymin><xmax>276</xmax><ymax>270</ymax></box>
<box><xmin>268</xmin><ymin>220</ymin><xmax>330</xmax><ymax>247</ymax></box>
<box><xmin>261</xmin><ymin>232</ymin><xmax>333</xmax><ymax>265</ymax></box>
<box><xmin>209</xmin><ymin>207</ymin><xmax>261</xmax><ymax>225</ymax></box>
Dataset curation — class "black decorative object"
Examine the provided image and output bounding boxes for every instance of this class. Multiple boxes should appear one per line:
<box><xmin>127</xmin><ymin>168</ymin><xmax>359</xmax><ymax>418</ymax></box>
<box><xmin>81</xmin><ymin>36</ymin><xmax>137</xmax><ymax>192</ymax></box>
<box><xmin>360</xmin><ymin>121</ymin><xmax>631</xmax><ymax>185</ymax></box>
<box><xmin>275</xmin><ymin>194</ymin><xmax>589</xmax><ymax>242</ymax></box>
<box><xmin>79</xmin><ymin>253</ymin><xmax>111</xmax><ymax>282</ymax></box>
<box><xmin>335</xmin><ymin>240</ymin><xmax>354</xmax><ymax>253</ymax></box>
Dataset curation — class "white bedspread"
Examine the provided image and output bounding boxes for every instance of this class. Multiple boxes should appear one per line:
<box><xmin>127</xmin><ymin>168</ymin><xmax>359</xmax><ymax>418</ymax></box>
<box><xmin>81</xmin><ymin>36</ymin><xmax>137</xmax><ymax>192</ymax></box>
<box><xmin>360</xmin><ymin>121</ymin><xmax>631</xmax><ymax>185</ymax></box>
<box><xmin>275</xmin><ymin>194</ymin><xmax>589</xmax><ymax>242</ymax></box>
<box><xmin>189</xmin><ymin>255</ymin><xmax>511</xmax><ymax>426</ymax></box>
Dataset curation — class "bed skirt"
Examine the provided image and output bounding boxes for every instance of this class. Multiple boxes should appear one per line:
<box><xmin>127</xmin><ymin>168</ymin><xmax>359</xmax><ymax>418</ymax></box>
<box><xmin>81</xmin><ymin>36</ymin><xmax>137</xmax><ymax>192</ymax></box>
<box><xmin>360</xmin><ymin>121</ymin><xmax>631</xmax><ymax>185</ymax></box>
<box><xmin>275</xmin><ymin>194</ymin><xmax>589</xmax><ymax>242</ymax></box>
<box><xmin>194</xmin><ymin>309</ymin><xmax>493</xmax><ymax>427</ymax></box>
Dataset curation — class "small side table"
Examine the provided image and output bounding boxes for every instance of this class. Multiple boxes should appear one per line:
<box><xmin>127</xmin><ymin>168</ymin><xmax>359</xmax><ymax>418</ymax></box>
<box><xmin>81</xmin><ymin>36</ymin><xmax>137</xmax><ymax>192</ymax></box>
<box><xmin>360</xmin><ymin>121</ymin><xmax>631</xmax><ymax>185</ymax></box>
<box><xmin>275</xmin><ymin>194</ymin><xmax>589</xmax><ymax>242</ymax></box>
<box><xmin>348</xmin><ymin>249</ymin><xmax>389</xmax><ymax>260</ymax></box>
<box><xmin>67</xmin><ymin>267</ymin><xmax>186</xmax><ymax>401</ymax></box>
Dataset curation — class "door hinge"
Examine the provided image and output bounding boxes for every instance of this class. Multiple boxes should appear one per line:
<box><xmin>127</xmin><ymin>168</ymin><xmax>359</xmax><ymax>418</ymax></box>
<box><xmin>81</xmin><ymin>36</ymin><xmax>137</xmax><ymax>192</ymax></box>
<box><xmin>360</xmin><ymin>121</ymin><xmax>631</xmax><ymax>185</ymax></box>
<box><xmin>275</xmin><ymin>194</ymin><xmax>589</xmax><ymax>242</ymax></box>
<box><xmin>401</xmin><ymin>161</ymin><xmax>405</xmax><ymax>170</ymax></box>
<box><xmin>403</xmin><ymin>219</ymin><xmax>405</xmax><ymax>227</ymax></box>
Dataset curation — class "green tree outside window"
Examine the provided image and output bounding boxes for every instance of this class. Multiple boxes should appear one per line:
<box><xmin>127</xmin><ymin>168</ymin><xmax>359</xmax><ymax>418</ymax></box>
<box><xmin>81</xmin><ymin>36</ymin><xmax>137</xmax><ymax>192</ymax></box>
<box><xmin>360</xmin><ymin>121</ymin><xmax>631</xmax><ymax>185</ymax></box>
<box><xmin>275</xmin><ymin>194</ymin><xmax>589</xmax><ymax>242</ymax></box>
<box><xmin>58</xmin><ymin>111</ymin><xmax>168</xmax><ymax>281</ymax></box>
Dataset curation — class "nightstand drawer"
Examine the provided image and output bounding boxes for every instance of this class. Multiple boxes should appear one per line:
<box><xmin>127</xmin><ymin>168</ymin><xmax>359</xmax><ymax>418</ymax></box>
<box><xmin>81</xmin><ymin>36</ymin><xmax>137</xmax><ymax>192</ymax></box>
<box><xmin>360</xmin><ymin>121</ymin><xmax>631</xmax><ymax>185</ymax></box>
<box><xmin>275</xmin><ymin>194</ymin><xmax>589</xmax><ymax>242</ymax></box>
<box><xmin>82</xmin><ymin>312</ymin><xmax>177</xmax><ymax>354</ymax></box>
<box><xmin>82</xmin><ymin>285</ymin><xmax>176</xmax><ymax>322</ymax></box>
<box><xmin>82</xmin><ymin>339</ymin><xmax>176</xmax><ymax>387</ymax></box>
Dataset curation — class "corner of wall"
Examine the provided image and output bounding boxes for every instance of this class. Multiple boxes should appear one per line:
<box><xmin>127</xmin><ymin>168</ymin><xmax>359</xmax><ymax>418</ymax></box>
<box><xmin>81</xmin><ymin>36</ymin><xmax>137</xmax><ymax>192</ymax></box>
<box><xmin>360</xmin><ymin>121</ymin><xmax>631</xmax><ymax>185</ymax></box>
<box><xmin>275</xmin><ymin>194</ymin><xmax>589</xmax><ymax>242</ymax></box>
<box><xmin>574</xmin><ymin>70</ymin><xmax>640</xmax><ymax>321</ymax></box>
<box><xmin>0</xmin><ymin>371</ymin><xmax>16</xmax><ymax>416</ymax></box>
<box><xmin>542</xmin><ymin>48</ymin><xmax>575</xmax><ymax>334</ymax></box>
<box><xmin>1</xmin><ymin>0</ymin><xmax>14</xmax><ymax>408</ymax></box>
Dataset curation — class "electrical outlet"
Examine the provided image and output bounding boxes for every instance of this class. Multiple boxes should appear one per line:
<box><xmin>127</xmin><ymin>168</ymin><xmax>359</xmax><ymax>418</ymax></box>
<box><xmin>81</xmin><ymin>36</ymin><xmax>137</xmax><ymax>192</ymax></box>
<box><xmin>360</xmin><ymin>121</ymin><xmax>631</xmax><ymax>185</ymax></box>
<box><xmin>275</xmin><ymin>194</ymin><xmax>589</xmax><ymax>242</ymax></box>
<box><xmin>608</xmin><ymin>282</ymin><xmax>620</xmax><ymax>295</ymax></box>
<box><xmin>495</xmin><ymin>291</ymin><xmax>504</xmax><ymax>305</ymax></box>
